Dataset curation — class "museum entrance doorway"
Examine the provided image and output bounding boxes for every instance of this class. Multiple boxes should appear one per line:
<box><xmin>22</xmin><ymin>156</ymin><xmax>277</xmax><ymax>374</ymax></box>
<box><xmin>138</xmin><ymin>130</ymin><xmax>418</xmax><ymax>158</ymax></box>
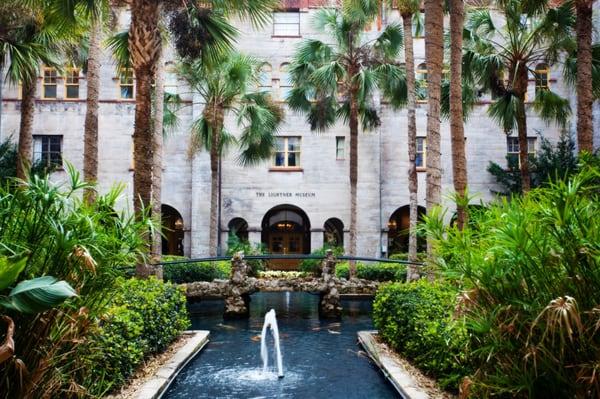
<box><xmin>262</xmin><ymin>205</ymin><xmax>310</xmax><ymax>270</ymax></box>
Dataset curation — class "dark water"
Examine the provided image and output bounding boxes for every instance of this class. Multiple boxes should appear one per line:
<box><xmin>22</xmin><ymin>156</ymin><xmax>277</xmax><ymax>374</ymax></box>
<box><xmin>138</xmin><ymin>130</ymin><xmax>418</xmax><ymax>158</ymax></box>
<box><xmin>163</xmin><ymin>292</ymin><xmax>399</xmax><ymax>399</ymax></box>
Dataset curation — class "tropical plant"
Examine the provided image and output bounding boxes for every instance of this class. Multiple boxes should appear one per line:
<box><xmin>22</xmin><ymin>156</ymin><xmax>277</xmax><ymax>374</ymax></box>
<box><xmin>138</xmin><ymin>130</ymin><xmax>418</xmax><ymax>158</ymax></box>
<box><xmin>0</xmin><ymin>0</ymin><xmax>73</xmax><ymax>180</ymax></box>
<box><xmin>462</xmin><ymin>0</ymin><xmax>574</xmax><ymax>193</ymax></box>
<box><xmin>487</xmin><ymin>133</ymin><xmax>579</xmax><ymax>195</ymax></box>
<box><xmin>424</xmin><ymin>159</ymin><xmax>600</xmax><ymax>396</ymax></box>
<box><xmin>287</xmin><ymin>1</ymin><xmax>406</xmax><ymax>276</ymax></box>
<box><xmin>176</xmin><ymin>51</ymin><xmax>283</xmax><ymax>257</ymax></box>
<box><xmin>0</xmin><ymin>166</ymin><xmax>152</xmax><ymax>397</ymax></box>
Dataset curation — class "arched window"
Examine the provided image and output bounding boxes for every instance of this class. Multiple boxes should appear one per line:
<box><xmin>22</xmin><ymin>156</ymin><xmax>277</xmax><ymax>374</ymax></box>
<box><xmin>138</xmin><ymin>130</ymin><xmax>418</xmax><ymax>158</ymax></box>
<box><xmin>534</xmin><ymin>63</ymin><xmax>549</xmax><ymax>94</ymax></box>
<box><xmin>279</xmin><ymin>63</ymin><xmax>292</xmax><ymax>101</ymax></box>
<box><xmin>165</xmin><ymin>62</ymin><xmax>178</xmax><ymax>95</ymax></box>
<box><xmin>228</xmin><ymin>217</ymin><xmax>249</xmax><ymax>242</ymax></box>
<box><xmin>416</xmin><ymin>62</ymin><xmax>427</xmax><ymax>102</ymax></box>
<box><xmin>259</xmin><ymin>63</ymin><xmax>272</xmax><ymax>93</ymax></box>
<box><xmin>324</xmin><ymin>218</ymin><xmax>344</xmax><ymax>248</ymax></box>
<box><xmin>161</xmin><ymin>204</ymin><xmax>184</xmax><ymax>256</ymax></box>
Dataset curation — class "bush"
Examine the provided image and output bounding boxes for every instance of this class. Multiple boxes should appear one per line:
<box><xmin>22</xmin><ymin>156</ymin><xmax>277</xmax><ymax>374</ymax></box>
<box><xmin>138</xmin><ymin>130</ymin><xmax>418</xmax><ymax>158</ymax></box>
<box><xmin>424</xmin><ymin>158</ymin><xmax>600</xmax><ymax>397</ymax></box>
<box><xmin>163</xmin><ymin>255</ymin><xmax>231</xmax><ymax>283</ymax></box>
<box><xmin>85</xmin><ymin>277</ymin><xmax>189</xmax><ymax>396</ymax></box>
<box><xmin>373</xmin><ymin>280</ymin><xmax>470</xmax><ymax>389</ymax></box>
<box><xmin>299</xmin><ymin>246</ymin><xmax>344</xmax><ymax>275</ymax></box>
<box><xmin>335</xmin><ymin>261</ymin><xmax>406</xmax><ymax>281</ymax></box>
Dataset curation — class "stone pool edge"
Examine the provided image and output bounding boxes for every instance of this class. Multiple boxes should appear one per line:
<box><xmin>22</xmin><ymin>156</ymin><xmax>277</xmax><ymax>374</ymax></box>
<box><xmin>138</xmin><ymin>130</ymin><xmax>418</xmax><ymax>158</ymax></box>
<box><xmin>135</xmin><ymin>330</ymin><xmax>210</xmax><ymax>399</ymax></box>
<box><xmin>357</xmin><ymin>330</ymin><xmax>429</xmax><ymax>399</ymax></box>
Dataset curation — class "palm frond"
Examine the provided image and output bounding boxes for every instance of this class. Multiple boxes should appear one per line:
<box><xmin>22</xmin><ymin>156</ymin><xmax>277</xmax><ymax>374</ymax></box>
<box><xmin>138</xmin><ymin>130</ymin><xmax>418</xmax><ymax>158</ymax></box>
<box><xmin>105</xmin><ymin>30</ymin><xmax>130</xmax><ymax>72</ymax></box>
<box><xmin>488</xmin><ymin>93</ymin><xmax>520</xmax><ymax>133</ymax></box>
<box><xmin>441</xmin><ymin>79</ymin><xmax>478</xmax><ymax>121</ymax></box>
<box><xmin>532</xmin><ymin>89</ymin><xmax>571</xmax><ymax>128</ymax></box>
<box><xmin>372</xmin><ymin>22</ymin><xmax>403</xmax><ymax>60</ymax></box>
<box><xmin>376</xmin><ymin>63</ymin><xmax>408</xmax><ymax>108</ymax></box>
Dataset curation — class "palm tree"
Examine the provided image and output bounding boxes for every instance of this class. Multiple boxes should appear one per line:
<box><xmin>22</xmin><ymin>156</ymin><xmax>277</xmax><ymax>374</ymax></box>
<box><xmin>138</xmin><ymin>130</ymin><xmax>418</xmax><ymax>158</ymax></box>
<box><xmin>389</xmin><ymin>0</ymin><xmax>420</xmax><ymax>279</ymax></box>
<box><xmin>127</xmin><ymin>0</ymin><xmax>278</xmax><ymax>219</ymax></box>
<box><xmin>287</xmin><ymin>2</ymin><xmax>405</xmax><ymax>277</ymax></box>
<box><xmin>424</xmin><ymin>0</ymin><xmax>444</xmax><ymax>226</ymax></box>
<box><xmin>177</xmin><ymin>53</ymin><xmax>283</xmax><ymax>256</ymax></box>
<box><xmin>575</xmin><ymin>0</ymin><xmax>594</xmax><ymax>153</ymax></box>
<box><xmin>463</xmin><ymin>0</ymin><xmax>573</xmax><ymax>193</ymax></box>
<box><xmin>0</xmin><ymin>1</ymin><xmax>68</xmax><ymax>180</ymax></box>
<box><xmin>449</xmin><ymin>0</ymin><xmax>467</xmax><ymax>229</ymax></box>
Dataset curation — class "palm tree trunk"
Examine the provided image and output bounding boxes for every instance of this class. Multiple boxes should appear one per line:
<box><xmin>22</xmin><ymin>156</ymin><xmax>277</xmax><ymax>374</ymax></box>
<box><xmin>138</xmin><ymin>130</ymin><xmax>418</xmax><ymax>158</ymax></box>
<box><xmin>17</xmin><ymin>79</ymin><xmax>36</xmax><ymax>180</ymax></box>
<box><xmin>516</xmin><ymin>99</ymin><xmax>530</xmax><ymax>193</ymax></box>
<box><xmin>424</xmin><ymin>0</ymin><xmax>443</xmax><ymax>257</ymax></box>
<box><xmin>575</xmin><ymin>0</ymin><xmax>594</xmax><ymax>153</ymax></box>
<box><xmin>449</xmin><ymin>0</ymin><xmax>468</xmax><ymax>229</ymax></box>
<box><xmin>83</xmin><ymin>19</ymin><xmax>101</xmax><ymax>203</ymax></box>
<box><xmin>130</xmin><ymin>0</ymin><xmax>161</xmax><ymax>216</ymax></box>
<box><xmin>402</xmin><ymin>14</ymin><xmax>419</xmax><ymax>281</ymax></box>
<box><xmin>208</xmin><ymin>117</ymin><xmax>223</xmax><ymax>257</ymax></box>
<box><xmin>151</xmin><ymin>51</ymin><xmax>165</xmax><ymax>258</ymax></box>
<box><xmin>349</xmin><ymin>89</ymin><xmax>359</xmax><ymax>278</ymax></box>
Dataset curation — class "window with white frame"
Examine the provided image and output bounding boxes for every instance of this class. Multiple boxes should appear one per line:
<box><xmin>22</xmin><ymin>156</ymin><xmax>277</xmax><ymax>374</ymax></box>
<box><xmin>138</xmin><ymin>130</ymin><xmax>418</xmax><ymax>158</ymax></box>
<box><xmin>416</xmin><ymin>137</ymin><xmax>426</xmax><ymax>168</ymax></box>
<box><xmin>259</xmin><ymin>63</ymin><xmax>273</xmax><ymax>93</ymax></box>
<box><xmin>416</xmin><ymin>63</ymin><xmax>427</xmax><ymax>101</ymax></box>
<box><xmin>119</xmin><ymin>67</ymin><xmax>134</xmax><ymax>99</ymax></box>
<box><xmin>336</xmin><ymin>136</ymin><xmax>345</xmax><ymax>159</ymax></box>
<box><xmin>43</xmin><ymin>67</ymin><xmax>58</xmax><ymax>99</ymax></box>
<box><xmin>33</xmin><ymin>135</ymin><xmax>62</xmax><ymax>167</ymax></box>
<box><xmin>64</xmin><ymin>67</ymin><xmax>80</xmax><ymax>99</ymax></box>
<box><xmin>279</xmin><ymin>63</ymin><xmax>292</xmax><ymax>100</ymax></box>
<box><xmin>507</xmin><ymin>137</ymin><xmax>536</xmax><ymax>167</ymax></box>
<box><xmin>273</xmin><ymin>12</ymin><xmax>300</xmax><ymax>36</ymax></box>
<box><xmin>273</xmin><ymin>136</ymin><xmax>301</xmax><ymax>168</ymax></box>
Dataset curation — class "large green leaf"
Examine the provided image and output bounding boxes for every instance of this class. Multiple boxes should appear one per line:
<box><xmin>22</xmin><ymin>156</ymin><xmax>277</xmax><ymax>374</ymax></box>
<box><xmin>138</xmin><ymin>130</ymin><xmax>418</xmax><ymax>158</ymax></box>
<box><xmin>0</xmin><ymin>276</ymin><xmax>77</xmax><ymax>314</ymax></box>
<box><xmin>0</xmin><ymin>251</ymin><xmax>29</xmax><ymax>291</ymax></box>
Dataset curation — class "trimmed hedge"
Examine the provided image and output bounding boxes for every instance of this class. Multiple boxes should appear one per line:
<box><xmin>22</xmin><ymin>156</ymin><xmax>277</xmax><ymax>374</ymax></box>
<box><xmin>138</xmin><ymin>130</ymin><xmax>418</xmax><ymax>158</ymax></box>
<box><xmin>162</xmin><ymin>255</ymin><xmax>231</xmax><ymax>283</ymax></box>
<box><xmin>335</xmin><ymin>261</ymin><xmax>406</xmax><ymax>281</ymax></box>
<box><xmin>373</xmin><ymin>280</ymin><xmax>470</xmax><ymax>389</ymax></box>
<box><xmin>85</xmin><ymin>277</ymin><xmax>190</xmax><ymax>396</ymax></box>
<box><xmin>298</xmin><ymin>246</ymin><xmax>344</xmax><ymax>275</ymax></box>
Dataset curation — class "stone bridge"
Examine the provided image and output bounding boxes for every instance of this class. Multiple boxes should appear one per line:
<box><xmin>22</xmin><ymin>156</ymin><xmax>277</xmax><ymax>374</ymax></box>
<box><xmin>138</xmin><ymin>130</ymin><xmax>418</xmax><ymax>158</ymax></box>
<box><xmin>181</xmin><ymin>251</ymin><xmax>380</xmax><ymax>318</ymax></box>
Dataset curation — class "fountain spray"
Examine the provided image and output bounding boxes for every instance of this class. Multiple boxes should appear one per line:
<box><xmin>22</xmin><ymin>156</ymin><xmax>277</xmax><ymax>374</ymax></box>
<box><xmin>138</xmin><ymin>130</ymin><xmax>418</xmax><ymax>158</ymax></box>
<box><xmin>260</xmin><ymin>309</ymin><xmax>284</xmax><ymax>378</ymax></box>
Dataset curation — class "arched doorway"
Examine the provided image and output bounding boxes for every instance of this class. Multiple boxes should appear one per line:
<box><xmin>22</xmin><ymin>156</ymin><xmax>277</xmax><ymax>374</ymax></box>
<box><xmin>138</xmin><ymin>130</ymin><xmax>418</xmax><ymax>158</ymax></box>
<box><xmin>387</xmin><ymin>205</ymin><xmax>426</xmax><ymax>256</ymax></box>
<box><xmin>262</xmin><ymin>205</ymin><xmax>310</xmax><ymax>270</ymax></box>
<box><xmin>162</xmin><ymin>204</ymin><xmax>184</xmax><ymax>256</ymax></box>
<box><xmin>228</xmin><ymin>217</ymin><xmax>249</xmax><ymax>242</ymax></box>
<box><xmin>323</xmin><ymin>218</ymin><xmax>344</xmax><ymax>249</ymax></box>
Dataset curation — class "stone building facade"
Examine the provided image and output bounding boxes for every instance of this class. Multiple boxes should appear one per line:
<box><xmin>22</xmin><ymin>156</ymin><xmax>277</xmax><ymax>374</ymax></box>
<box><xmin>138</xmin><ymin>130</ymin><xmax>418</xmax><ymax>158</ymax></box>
<box><xmin>0</xmin><ymin>6</ymin><xmax>590</xmax><ymax>260</ymax></box>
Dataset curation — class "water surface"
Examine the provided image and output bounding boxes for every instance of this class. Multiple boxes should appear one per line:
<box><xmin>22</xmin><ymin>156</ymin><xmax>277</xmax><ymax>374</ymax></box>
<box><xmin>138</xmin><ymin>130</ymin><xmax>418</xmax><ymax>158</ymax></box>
<box><xmin>163</xmin><ymin>292</ymin><xmax>399</xmax><ymax>399</ymax></box>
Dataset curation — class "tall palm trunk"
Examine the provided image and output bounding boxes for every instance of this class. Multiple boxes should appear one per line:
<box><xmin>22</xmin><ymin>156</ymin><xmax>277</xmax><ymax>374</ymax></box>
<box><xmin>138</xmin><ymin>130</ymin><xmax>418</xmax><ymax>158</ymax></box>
<box><xmin>348</xmin><ymin>89</ymin><xmax>359</xmax><ymax>278</ymax></box>
<box><xmin>83</xmin><ymin>19</ymin><xmax>101</xmax><ymax>203</ymax></box>
<box><xmin>17</xmin><ymin>79</ymin><xmax>36</xmax><ymax>180</ymax></box>
<box><xmin>514</xmin><ymin>66</ymin><xmax>530</xmax><ymax>193</ymax></box>
<box><xmin>575</xmin><ymin>0</ymin><xmax>594</xmax><ymax>153</ymax></box>
<box><xmin>151</xmin><ymin>52</ymin><xmax>165</xmax><ymax>258</ymax></box>
<box><xmin>208</xmin><ymin>112</ymin><xmax>223</xmax><ymax>257</ymax></box>
<box><xmin>402</xmin><ymin>13</ymin><xmax>419</xmax><ymax>281</ymax></box>
<box><xmin>129</xmin><ymin>0</ymin><xmax>161</xmax><ymax>217</ymax></box>
<box><xmin>424</xmin><ymin>0</ymin><xmax>443</xmax><ymax>256</ymax></box>
<box><xmin>449</xmin><ymin>0</ymin><xmax>467</xmax><ymax>229</ymax></box>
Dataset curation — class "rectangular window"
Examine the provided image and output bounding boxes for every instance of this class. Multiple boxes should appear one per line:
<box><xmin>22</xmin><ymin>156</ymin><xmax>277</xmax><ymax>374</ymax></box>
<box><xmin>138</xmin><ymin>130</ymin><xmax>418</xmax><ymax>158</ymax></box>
<box><xmin>33</xmin><ymin>135</ymin><xmax>62</xmax><ymax>167</ymax></box>
<box><xmin>119</xmin><ymin>68</ymin><xmax>134</xmax><ymax>99</ymax></box>
<box><xmin>273</xmin><ymin>136</ymin><xmax>301</xmax><ymax>168</ymax></box>
<box><xmin>534</xmin><ymin>65</ymin><xmax>549</xmax><ymax>95</ymax></box>
<box><xmin>415</xmin><ymin>137</ymin><xmax>426</xmax><ymax>168</ymax></box>
<box><xmin>273</xmin><ymin>12</ymin><xmax>300</xmax><ymax>36</ymax></box>
<box><xmin>507</xmin><ymin>137</ymin><xmax>536</xmax><ymax>167</ymax></box>
<box><xmin>64</xmin><ymin>68</ymin><xmax>80</xmax><ymax>99</ymax></box>
<box><xmin>43</xmin><ymin>67</ymin><xmax>58</xmax><ymax>99</ymax></box>
<box><xmin>336</xmin><ymin>136</ymin><xmax>345</xmax><ymax>159</ymax></box>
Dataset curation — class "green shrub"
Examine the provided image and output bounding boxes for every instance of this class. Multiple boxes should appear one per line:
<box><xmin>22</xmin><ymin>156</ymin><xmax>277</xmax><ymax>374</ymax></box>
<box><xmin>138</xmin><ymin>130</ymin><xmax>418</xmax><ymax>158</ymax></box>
<box><xmin>163</xmin><ymin>256</ymin><xmax>231</xmax><ymax>283</ymax></box>
<box><xmin>373</xmin><ymin>280</ymin><xmax>470</xmax><ymax>390</ymax></box>
<box><xmin>424</xmin><ymin>158</ymin><xmax>600</xmax><ymax>397</ymax></box>
<box><xmin>86</xmin><ymin>277</ymin><xmax>189</xmax><ymax>395</ymax></box>
<box><xmin>335</xmin><ymin>261</ymin><xmax>406</xmax><ymax>281</ymax></box>
<box><xmin>299</xmin><ymin>246</ymin><xmax>344</xmax><ymax>275</ymax></box>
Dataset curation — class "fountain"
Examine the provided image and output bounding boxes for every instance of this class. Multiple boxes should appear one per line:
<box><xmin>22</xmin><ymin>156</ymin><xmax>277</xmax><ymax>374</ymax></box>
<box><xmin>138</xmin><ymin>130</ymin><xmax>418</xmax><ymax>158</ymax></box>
<box><xmin>260</xmin><ymin>309</ymin><xmax>284</xmax><ymax>378</ymax></box>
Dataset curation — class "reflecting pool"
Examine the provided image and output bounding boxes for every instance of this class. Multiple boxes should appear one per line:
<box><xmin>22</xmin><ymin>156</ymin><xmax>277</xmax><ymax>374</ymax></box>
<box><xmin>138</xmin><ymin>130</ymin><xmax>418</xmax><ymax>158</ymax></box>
<box><xmin>163</xmin><ymin>292</ymin><xmax>399</xmax><ymax>399</ymax></box>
